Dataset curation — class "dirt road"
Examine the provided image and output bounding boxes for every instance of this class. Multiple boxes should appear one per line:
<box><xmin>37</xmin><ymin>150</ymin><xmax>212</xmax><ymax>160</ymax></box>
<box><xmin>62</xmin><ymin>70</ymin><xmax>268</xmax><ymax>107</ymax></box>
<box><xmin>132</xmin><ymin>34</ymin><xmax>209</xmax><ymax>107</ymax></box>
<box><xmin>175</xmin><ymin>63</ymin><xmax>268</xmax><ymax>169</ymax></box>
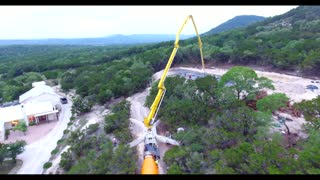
<box><xmin>16</xmin><ymin>100</ymin><xmax>72</xmax><ymax>174</ymax></box>
<box><xmin>127</xmin><ymin>88</ymin><xmax>150</xmax><ymax>174</ymax></box>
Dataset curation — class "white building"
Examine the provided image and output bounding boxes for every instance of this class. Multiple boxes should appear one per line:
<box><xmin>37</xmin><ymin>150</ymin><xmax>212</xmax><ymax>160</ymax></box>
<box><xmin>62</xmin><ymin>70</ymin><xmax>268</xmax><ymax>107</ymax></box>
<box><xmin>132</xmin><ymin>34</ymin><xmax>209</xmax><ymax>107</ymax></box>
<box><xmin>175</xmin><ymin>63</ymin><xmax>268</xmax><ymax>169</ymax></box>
<box><xmin>19</xmin><ymin>84</ymin><xmax>60</xmax><ymax>106</ymax></box>
<box><xmin>0</xmin><ymin>82</ymin><xmax>61</xmax><ymax>142</ymax></box>
<box><xmin>23</xmin><ymin>101</ymin><xmax>59</xmax><ymax>124</ymax></box>
<box><xmin>0</xmin><ymin>105</ymin><xmax>26</xmax><ymax>142</ymax></box>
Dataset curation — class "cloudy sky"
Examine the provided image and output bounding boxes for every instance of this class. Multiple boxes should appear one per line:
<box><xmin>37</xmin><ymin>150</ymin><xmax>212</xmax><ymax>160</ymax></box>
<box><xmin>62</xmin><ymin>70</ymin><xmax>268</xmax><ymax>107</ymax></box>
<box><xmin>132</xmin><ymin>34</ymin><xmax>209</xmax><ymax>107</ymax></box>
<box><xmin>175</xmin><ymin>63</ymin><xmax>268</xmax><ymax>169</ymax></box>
<box><xmin>0</xmin><ymin>6</ymin><xmax>297</xmax><ymax>39</ymax></box>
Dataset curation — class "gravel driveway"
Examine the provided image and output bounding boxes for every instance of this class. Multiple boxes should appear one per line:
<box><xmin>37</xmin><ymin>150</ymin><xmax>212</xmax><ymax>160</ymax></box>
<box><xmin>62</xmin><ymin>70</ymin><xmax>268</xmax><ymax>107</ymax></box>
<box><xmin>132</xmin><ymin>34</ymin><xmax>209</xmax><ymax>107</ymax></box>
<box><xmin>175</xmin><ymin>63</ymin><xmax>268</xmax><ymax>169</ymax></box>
<box><xmin>16</xmin><ymin>100</ymin><xmax>72</xmax><ymax>174</ymax></box>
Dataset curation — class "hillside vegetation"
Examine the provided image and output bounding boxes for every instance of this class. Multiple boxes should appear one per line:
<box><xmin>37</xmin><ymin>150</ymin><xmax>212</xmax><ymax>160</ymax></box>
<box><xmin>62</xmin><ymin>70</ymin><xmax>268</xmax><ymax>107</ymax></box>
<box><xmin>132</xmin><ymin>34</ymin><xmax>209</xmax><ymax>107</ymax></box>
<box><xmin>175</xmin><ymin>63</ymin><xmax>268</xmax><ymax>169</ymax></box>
<box><xmin>203</xmin><ymin>15</ymin><xmax>265</xmax><ymax>35</ymax></box>
<box><xmin>198</xmin><ymin>6</ymin><xmax>320</xmax><ymax>75</ymax></box>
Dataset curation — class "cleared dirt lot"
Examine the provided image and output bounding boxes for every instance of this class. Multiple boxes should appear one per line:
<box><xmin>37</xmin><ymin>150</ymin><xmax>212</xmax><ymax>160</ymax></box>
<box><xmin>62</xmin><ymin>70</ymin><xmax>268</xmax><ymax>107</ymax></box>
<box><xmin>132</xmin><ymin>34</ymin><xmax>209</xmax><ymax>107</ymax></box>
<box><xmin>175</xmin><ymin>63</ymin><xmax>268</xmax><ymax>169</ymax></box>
<box><xmin>5</xmin><ymin>121</ymin><xmax>58</xmax><ymax>145</ymax></box>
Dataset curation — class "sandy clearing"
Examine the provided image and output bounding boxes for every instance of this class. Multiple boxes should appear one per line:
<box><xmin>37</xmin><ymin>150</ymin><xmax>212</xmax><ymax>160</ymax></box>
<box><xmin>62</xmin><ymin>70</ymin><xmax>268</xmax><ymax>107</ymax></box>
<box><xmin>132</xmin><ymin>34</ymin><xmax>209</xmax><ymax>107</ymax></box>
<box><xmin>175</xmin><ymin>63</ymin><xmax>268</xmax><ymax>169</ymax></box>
<box><xmin>127</xmin><ymin>88</ymin><xmax>150</xmax><ymax>174</ymax></box>
<box><xmin>4</xmin><ymin>121</ymin><xmax>58</xmax><ymax>144</ymax></box>
<box><xmin>80</xmin><ymin>105</ymin><xmax>107</xmax><ymax>131</ymax></box>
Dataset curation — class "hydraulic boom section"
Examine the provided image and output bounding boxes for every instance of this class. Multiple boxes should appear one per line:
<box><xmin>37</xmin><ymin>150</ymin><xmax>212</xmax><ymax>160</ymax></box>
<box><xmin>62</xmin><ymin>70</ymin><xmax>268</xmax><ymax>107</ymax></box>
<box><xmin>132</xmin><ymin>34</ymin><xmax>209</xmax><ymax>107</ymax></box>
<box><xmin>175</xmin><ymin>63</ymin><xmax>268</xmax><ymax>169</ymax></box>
<box><xmin>143</xmin><ymin>15</ymin><xmax>205</xmax><ymax>129</ymax></box>
<box><xmin>129</xmin><ymin>15</ymin><xmax>205</xmax><ymax>175</ymax></box>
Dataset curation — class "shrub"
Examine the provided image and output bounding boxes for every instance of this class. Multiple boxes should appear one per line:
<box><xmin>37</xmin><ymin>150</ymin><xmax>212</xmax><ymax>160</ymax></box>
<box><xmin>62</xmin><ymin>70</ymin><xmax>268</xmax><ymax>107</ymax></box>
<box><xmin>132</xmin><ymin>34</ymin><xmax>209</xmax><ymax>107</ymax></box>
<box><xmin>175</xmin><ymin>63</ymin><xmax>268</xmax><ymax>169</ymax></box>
<box><xmin>63</xmin><ymin>129</ymin><xmax>69</xmax><ymax>135</ymax></box>
<box><xmin>86</xmin><ymin>123</ymin><xmax>99</xmax><ymax>134</ymax></box>
<box><xmin>57</xmin><ymin>139</ymin><xmax>64</xmax><ymax>144</ymax></box>
<box><xmin>51</xmin><ymin>148</ymin><xmax>59</xmax><ymax>155</ymax></box>
<box><xmin>70</xmin><ymin>116</ymin><xmax>76</xmax><ymax>122</ymax></box>
<box><xmin>43</xmin><ymin>162</ymin><xmax>52</xmax><ymax>169</ymax></box>
<box><xmin>59</xmin><ymin>150</ymin><xmax>73</xmax><ymax>171</ymax></box>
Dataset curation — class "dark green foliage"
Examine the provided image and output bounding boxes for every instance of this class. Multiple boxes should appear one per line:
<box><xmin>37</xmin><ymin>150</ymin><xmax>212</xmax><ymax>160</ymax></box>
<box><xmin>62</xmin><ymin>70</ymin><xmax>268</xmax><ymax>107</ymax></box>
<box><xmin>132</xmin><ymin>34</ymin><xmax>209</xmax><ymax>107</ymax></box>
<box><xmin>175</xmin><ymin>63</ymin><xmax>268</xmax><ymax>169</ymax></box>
<box><xmin>67</xmin><ymin>141</ymin><xmax>137</xmax><ymax>174</ymax></box>
<box><xmin>43</xmin><ymin>162</ymin><xmax>52</xmax><ymax>169</ymax></box>
<box><xmin>298</xmin><ymin>130</ymin><xmax>320</xmax><ymax>173</ymax></box>
<box><xmin>257</xmin><ymin>93</ymin><xmax>289</xmax><ymax>113</ymax></box>
<box><xmin>86</xmin><ymin>123</ymin><xmax>99</xmax><ymax>134</ymax></box>
<box><xmin>62</xmin><ymin>134</ymin><xmax>137</xmax><ymax>174</ymax></box>
<box><xmin>71</xmin><ymin>96</ymin><xmax>93</xmax><ymax>116</ymax></box>
<box><xmin>0</xmin><ymin>72</ymin><xmax>43</xmax><ymax>102</ymax></box>
<box><xmin>59</xmin><ymin>149</ymin><xmax>73</xmax><ymax>171</ymax></box>
<box><xmin>0</xmin><ymin>141</ymin><xmax>26</xmax><ymax>166</ymax></box>
<box><xmin>0</xmin><ymin>144</ymin><xmax>6</xmax><ymax>166</ymax></box>
<box><xmin>63</xmin><ymin>129</ymin><xmax>69</xmax><ymax>135</ymax></box>
<box><xmin>0</xmin><ymin>45</ymin><xmax>133</xmax><ymax>77</ymax></box>
<box><xmin>294</xmin><ymin>95</ymin><xmax>320</xmax><ymax>130</ymax></box>
<box><xmin>213</xmin><ymin>134</ymin><xmax>305</xmax><ymax>174</ymax></box>
<box><xmin>6</xmin><ymin>140</ymin><xmax>26</xmax><ymax>163</ymax></box>
<box><xmin>104</xmin><ymin>100</ymin><xmax>132</xmax><ymax>144</ymax></box>
<box><xmin>155</xmin><ymin>68</ymin><xmax>311</xmax><ymax>174</ymax></box>
<box><xmin>61</xmin><ymin>100</ymin><xmax>136</xmax><ymax>174</ymax></box>
<box><xmin>51</xmin><ymin>148</ymin><xmax>59</xmax><ymax>155</ymax></box>
<box><xmin>145</xmin><ymin>76</ymin><xmax>216</xmax><ymax>132</ymax></box>
<box><xmin>57</xmin><ymin>139</ymin><xmax>64</xmax><ymax>145</ymax></box>
<box><xmin>60</xmin><ymin>60</ymin><xmax>152</xmax><ymax>105</ymax></box>
<box><xmin>218</xmin><ymin>66</ymin><xmax>274</xmax><ymax>101</ymax></box>
<box><xmin>43</xmin><ymin>70</ymin><xmax>61</xmax><ymax>79</ymax></box>
<box><xmin>28</xmin><ymin>121</ymin><xmax>36</xmax><ymax>126</ymax></box>
<box><xmin>13</xmin><ymin>121</ymin><xmax>27</xmax><ymax>135</ymax></box>
<box><xmin>107</xmin><ymin>144</ymin><xmax>137</xmax><ymax>174</ymax></box>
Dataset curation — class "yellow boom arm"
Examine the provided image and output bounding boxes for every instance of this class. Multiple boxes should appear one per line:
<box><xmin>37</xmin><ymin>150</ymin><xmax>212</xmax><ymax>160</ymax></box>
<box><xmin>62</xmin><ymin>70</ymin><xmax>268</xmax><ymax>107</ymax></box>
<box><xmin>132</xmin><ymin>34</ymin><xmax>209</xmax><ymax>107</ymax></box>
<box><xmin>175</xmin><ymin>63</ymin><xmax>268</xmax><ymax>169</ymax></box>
<box><xmin>143</xmin><ymin>15</ymin><xmax>205</xmax><ymax>129</ymax></box>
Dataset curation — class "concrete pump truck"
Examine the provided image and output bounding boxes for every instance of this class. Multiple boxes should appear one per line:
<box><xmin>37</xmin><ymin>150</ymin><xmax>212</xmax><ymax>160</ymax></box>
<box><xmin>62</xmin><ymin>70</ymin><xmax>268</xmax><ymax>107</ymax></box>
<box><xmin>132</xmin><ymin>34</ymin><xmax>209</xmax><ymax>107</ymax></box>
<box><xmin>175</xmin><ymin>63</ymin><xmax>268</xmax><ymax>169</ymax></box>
<box><xmin>129</xmin><ymin>15</ymin><xmax>205</xmax><ymax>174</ymax></box>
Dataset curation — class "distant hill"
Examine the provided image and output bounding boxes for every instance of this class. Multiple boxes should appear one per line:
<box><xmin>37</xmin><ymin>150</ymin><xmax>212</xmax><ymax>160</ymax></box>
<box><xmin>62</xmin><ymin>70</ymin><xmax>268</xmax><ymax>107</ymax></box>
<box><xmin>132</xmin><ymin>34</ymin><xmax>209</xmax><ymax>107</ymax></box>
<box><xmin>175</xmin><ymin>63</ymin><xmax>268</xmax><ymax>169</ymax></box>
<box><xmin>203</xmin><ymin>15</ymin><xmax>266</xmax><ymax>35</ymax></box>
<box><xmin>0</xmin><ymin>34</ymin><xmax>194</xmax><ymax>45</ymax></box>
<box><xmin>199</xmin><ymin>6</ymin><xmax>320</xmax><ymax>75</ymax></box>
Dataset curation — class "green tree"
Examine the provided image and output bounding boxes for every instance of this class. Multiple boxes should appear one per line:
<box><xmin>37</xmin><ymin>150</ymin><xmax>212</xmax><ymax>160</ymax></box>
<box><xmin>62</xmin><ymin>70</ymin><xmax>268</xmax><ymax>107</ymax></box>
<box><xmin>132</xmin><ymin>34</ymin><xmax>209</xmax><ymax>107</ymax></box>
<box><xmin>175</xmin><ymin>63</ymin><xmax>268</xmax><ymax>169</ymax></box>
<box><xmin>218</xmin><ymin>66</ymin><xmax>274</xmax><ymax>101</ymax></box>
<box><xmin>43</xmin><ymin>162</ymin><xmax>52</xmax><ymax>169</ymax></box>
<box><xmin>59</xmin><ymin>149</ymin><xmax>74</xmax><ymax>171</ymax></box>
<box><xmin>7</xmin><ymin>140</ymin><xmax>26</xmax><ymax>163</ymax></box>
<box><xmin>298</xmin><ymin>130</ymin><xmax>320</xmax><ymax>173</ymax></box>
<box><xmin>257</xmin><ymin>93</ymin><xmax>289</xmax><ymax>113</ymax></box>
<box><xmin>294</xmin><ymin>95</ymin><xmax>320</xmax><ymax>130</ymax></box>
<box><xmin>104</xmin><ymin>100</ymin><xmax>132</xmax><ymax>143</ymax></box>
<box><xmin>71</xmin><ymin>96</ymin><xmax>93</xmax><ymax>116</ymax></box>
<box><xmin>109</xmin><ymin>144</ymin><xmax>137</xmax><ymax>174</ymax></box>
<box><xmin>13</xmin><ymin>121</ymin><xmax>27</xmax><ymax>135</ymax></box>
<box><xmin>0</xmin><ymin>143</ymin><xmax>8</xmax><ymax>166</ymax></box>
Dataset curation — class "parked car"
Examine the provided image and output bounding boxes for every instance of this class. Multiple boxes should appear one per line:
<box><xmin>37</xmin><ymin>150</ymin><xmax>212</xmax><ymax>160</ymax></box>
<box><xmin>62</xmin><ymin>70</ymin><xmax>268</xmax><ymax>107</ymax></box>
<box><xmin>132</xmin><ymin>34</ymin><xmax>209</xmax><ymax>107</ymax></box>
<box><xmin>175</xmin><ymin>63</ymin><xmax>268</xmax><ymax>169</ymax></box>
<box><xmin>60</xmin><ymin>97</ymin><xmax>68</xmax><ymax>104</ymax></box>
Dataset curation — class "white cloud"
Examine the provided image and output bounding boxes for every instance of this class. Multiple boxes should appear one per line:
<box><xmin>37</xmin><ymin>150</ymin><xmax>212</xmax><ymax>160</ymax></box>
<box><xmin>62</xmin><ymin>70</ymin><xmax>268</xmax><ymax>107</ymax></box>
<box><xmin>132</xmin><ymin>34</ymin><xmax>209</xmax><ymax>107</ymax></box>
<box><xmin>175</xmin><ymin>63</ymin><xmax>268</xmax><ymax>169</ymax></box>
<box><xmin>0</xmin><ymin>5</ymin><xmax>297</xmax><ymax>39</ymax></box>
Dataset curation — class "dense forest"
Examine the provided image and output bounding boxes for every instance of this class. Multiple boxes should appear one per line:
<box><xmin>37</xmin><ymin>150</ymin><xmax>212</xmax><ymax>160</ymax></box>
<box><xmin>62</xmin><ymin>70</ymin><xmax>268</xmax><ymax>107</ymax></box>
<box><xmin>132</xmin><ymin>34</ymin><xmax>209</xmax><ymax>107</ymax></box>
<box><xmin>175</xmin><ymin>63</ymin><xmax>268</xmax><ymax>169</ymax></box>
<box><xmin>54</xmin><ymin>100</ymin><xmax>137</xmax><ymax>174</ymax></box>
<box><xmin>0</xmin><ymin>5</ymin><xmax>320</xmax><ymax>174</ymax></box>
<box><xmin>145</xmin><ymin>68</ymin><xmax>320</xmax><ymax>174</ymax></box>
<box><xmin>1</xmin><ymin>6</ymin><xmax>320</xmax><ymax>105</ymax></box>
